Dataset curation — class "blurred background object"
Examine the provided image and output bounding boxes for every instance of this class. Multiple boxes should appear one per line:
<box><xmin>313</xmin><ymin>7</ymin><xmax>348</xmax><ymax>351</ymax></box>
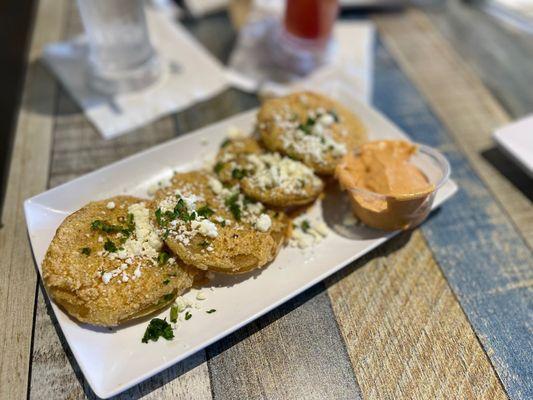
<box><xmin>481</xmin><ymin>0</ymin><xmax>533</xmax><ymax>33</ymax></box>
<box><xmin>76</xmin><ymin>0</ymin><xmax>161</xmax><ymax>94</ymax></box>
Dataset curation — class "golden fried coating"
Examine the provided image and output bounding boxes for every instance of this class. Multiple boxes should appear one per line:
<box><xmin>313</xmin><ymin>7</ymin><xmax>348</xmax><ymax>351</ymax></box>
<box><xmin>42</xmin><ymin>196</ymin><xmax>198</xmax><ymax>326</ymax></box>
<box><xmin>215</xmin><ymin>138</ymin><xmax>324</xmax><ymax>207</ymax></box>
<box><xmin>258</xmin><ymin>91</ymin><xmax>367</xmax><ymax>175</ymax></box>
<box><xmin>153</xmin><ymin>171</ymin><xmax>289</xmax><ymax>274</ymax></box>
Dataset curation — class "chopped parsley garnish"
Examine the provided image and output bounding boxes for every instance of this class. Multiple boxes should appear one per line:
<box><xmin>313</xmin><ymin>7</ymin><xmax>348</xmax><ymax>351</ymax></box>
<box><xmin>158</xmin><ymin>251</ymin><xmax>170</xmax><ymax>265</ymax></box>
<box><xmin>91</xmin><ymin>218</ymin><xmax>134</xmax><ymax>238</ymax></box>
<box><xmin>214</xmin><ymin>162</ymin><xmax>224</xmax><ymax>175</ymax></box>
<box><xmin>104</xmin><ymin>239</ymin><xmax>117</xmax><ymax>253</ymax></box>
<box><xmin>196</xmin><ymin>205</ymin><xmax>214</xmax><ymax>218</ymax></box>
<box><xmin>184</xmin><ymin>311</ymin><xmax>192</xmax><ymax>320</ymax></box>
<box><xmin>162</xmin><ymin>279</ymin><xmax>170</xmax><ymax>285</ymax></box>
<box><xmin>80</xmin><ymin>247</ymin><xmax>91</xmax><ymax>256</ymax></box>
<box><xmin>162</xmin><ymin>228</ymin><xmax>170</xmax><ymax>240</ymax></box>
<box><xmin>301</xmin><ymin>220</ymin><xmax>310</xmax><ymax>233</ymax></box>
<box><xmin>141</xmin><ymin>318</ymin><xmax>174</xmax><ymax>343</ymax></box>
<box><xmin>298</xmin><ymin>117</ymin><xmax>316</xmax><ymax>135</ymax></box>
<box><xmin>225</xmin><ymin>193</ymin><xmax>241</xmax><ymax>221</ymax></box>
<box><xmin>206</xmin><ymin>309</ymin><xmax>216</xmax><ymax>314</ymax></box>
<box><xmin>155</xmin><ymin>197</ymin><xmax>198</xmax><ymax>227</ymax></box>
<box><xmin>170</xmin><ymin>305</ymin><xmax>179</xmax><ymax>323</ymax></box>
<box><xmin>163</xmin><ymin>293</ymin><xmax>174</xmax><ymax>302</ymax></box>
<box><xmin>231</xmin><ymin>168</ymin><xmax>246</xmax><ymax>180</ymax></box>
<box><xmin>220</xmin><ymin>138</ymin><xmax>231</xmax><ymax>148</ymax></box>
<box><xmin>155</xmin><ymin>208</ymin><xmax>165</xmax><ymax>226</ymax></box>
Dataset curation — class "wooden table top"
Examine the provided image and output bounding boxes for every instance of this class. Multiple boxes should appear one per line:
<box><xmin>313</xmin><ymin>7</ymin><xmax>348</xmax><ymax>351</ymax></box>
<box><xmin>1</xmin><ymin>0</ymin><xmax>531</xmax><ymax>399</ymax></box>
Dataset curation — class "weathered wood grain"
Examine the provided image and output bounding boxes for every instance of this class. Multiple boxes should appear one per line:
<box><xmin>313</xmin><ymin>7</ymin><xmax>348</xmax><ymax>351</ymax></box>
<box><xmin>370</xmin><ymin>36</ymin><xmax>532</xmax><ymax>400</ymax></box>
<box><xmin>0</xmin><ymin>1</ymin><xmax>66</xmax><ymax>399</ymax></box>
<box><xmin>327</xmin><ymin>230</ymin><xmax>507</xmax><ymax>400</ymax></box>
<box><xmin>374</xmin><ymin>9</ymin><xmax>533</xmax><ymax>248</ymax></box>
<box><xmin>207</xmin><ymin>284</ymin><xmax>362</xmax><ymax>400</ymax></box>
<box><xmin>427</xmin><ymin>0</ymin><xmax>533</xmax><ymax>118</ymax></box>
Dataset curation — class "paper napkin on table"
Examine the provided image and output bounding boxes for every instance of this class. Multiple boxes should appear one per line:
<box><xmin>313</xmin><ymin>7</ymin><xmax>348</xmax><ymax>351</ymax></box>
<box><xmin>184</xmin><ymin>0</ymin><xmax>228</xmax><ymax>16</ymax></box>
<box><xmin>43</xmin><ymin>7</ymin><xmax>229</xmax><ymax>139</ymax></box>
<box><xmin>226</xmin><ymin>0</ymin><xmax>375</xmax><ymax>102</ymax></box>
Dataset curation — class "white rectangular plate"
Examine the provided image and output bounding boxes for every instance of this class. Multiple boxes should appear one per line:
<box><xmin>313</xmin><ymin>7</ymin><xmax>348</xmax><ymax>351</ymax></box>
<box><xmin>25</xmin><ymin>98</ymin><xmax>457</xmax><ymax>398</ymax></box>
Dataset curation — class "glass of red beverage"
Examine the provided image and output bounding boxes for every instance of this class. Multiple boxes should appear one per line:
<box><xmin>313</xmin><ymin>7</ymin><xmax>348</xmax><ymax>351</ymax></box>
<box><xmin>283</xmin><ymin>0</ymin><xmax>339</xmax><ymax>49</ymax></box>
<box><xmin>272</xmin><ymin>0</ymin><xmax>339</xmax><ymax>75</ymax></box>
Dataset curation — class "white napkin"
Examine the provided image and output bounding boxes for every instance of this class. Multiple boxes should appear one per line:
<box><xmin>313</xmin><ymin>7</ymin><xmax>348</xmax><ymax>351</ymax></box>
<box><xmin>43</xmin><ymin>7</ymin><xmax>229</xmax><ymax>139</ymax></box>
<box><xmin>184</xmin><ymin>0</ymin><xmax>228</xmax><ymax>16</ymax></box>
<box><xmin>226</xmin><ymin>0</ymin><xmax>375</xmax><ymax>102</ymax></box>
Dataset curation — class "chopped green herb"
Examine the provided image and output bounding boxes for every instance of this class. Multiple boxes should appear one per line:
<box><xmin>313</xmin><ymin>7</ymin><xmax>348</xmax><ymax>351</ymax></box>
<box><xmin>162</xmin><ymin>279</ymin><xmax>170</xmax><ymax>285</ymax></box>
<box><xmin>163</xmin><ymin>293</ymin><xmax>174</xmax><ymax>302</ymax></box>
<box><xmin>155</xmin><ymin>208</ymin><xmax>164</xmax><ymax>226</ymax></box>
<box><xmin>80</xmin><ymin>247</ymin><xmax>91</xmax><ymax>256</ymax></box>
<box><xmin>231</xmin><ymin>168</ymin><xmax>246</xmax><ymax>180</ymax></box>
<box><xmin>206</xmin><ymin>309</ymin><xmax>216</xmax><ymax>314</ymax></box>
<box><xmin>220</xmin><ymin>138</ymin><xmax>231</xmax><ymax>148</ymax></box>
<box><xmin>141</xmin><ymin>318</ymin><xmax>174</xmax><ymax>343</ymax></box>
<box><xmin>225</xmin><ymin>193</ymin><xmax>241</xmax><ymax>221</ymax></box>
<box><xmin>162</xmin><ymin>228</ymin><xmax>170</xmax><ymax>240</ymax></box>
<box><xmin>91</xmin><ymin>220</ymin><xmax>122</xmax><ymax>233</ymax></box>
<box><xmin>184</xmin><ymin>311</ymin><xmax>192</xmax><ymax>320</ymax></box>
<box><xmin>196</xmin><ymin>205</ymin><xmax>214</xmax><ymax>218</ymax></box>
<box><xmin>214</xmin><ymin>162</ymin><xmax>224</xmax><ymax>175</ymax></box>
<box><xmin>298</xmin><ymin>117</ymin><xmax>316</xmax><ymax>135</ymax></box>
<box><xmin>104</xmin><ymin>239</ymin><xmax>117</xmax><ymax>253</ymax></box>
<box><xmin>158</xmin><ymin>251</ymin><xmax>170</xmax><ymax>265</ymax></box>
<box><xmin>170</xmin><ymin>305</ymin><xmax>179</xmax><ymax>323</ymax></box>
<box><xmin>301</xmin><ymin>220</ymin><xmax>311</xmax><ymax>233</ymax></box>
<box><xmin>91</xmin><ymin>217</ymin><xmax>134</xmax><ymax>238</ymax></box>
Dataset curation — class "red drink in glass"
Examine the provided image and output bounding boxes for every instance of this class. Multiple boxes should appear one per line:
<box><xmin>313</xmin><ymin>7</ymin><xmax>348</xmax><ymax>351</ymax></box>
<box><xmin>283</xmin><ymin>0</ymin><xmax>339</xmax><ymax>48</ymax></box>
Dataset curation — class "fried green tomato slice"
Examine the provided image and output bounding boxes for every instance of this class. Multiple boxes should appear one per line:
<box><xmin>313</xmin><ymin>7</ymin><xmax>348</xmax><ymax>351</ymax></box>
<box><xmin>258</xmin><ymin>91</ymin><xmax>367</xmax><ymax>175</ymax></box>
<box><xmin>42</xmin><ymin>195</ymin><xmax>199</xmax><ymax>327</ymax></box>
<box><xmin>215</xmin><ymin>138</ymin><xmax>324</xmax><ymax>207</ymax></box>
<box><xmin>153</xmin><ymin>171</ymin><xmax>289</xmax><ymax>274</ymax></box>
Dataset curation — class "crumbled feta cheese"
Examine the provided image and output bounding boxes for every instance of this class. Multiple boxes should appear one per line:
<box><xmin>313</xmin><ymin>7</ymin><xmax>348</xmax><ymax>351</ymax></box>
<box><xmin>192</xmin><ymin>219</ymin><xmax>218</xmax><ymax>238</ymax></box>
<box><xmin>289</xmin><ymin>216</ymin><xmax>329</xmax><ymax>249</ymax></box>
<box><xmin>255</xmin><ymin>214</ymin><xmax>272</xmax><ymax>232</ymax></box>
<box><xmin>196</xmin><ymin>291</ymin><xmax>207</xmax><ymax>300</ymax></box>
<box><xmin>208</xmin><ymin>177</ymin><xmax>223</xmax><ymax>195</ymax></box>
<box><xmin>227</xmin><ymin>126</ymin><xmax>244</xmax><ymax>139</ymax></box>
<box><xmin>106</xmin><ymin>201</ymin><xmax>116</xmax><ymax>210</ymax></box>
<box><xmin>245</xmin><ymin>153</ymin><xmax>322</xmax><ymax>195</ymax></box>
<box><xmin>319</xmin><ymin>113</ymin><xmax>335</xmax><ymax>126</ymax></box>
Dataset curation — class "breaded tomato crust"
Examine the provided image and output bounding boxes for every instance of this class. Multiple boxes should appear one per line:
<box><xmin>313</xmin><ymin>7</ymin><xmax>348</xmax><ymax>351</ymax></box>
<box><xmin>258</xmin><ymin>91</ymin><xmax>367</xmax><ymax>175</ymax></box>
<box><xmin>42</xmin><ymin>196</ymin><xmax>198</xmax><ymax>326</ymax></box>
<box><xmin>153</xmin><ymin>171</ymin><xmax>289</xmax><ymax>274</ymax></box>
<box><xmin>215</xmin><ymin>138</ymin><xmax>324</xmax><ymax>207</ymax></box>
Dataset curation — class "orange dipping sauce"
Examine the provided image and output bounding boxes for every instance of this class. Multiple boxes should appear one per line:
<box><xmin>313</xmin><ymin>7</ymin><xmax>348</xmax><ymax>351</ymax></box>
<box><xmin>336</xmin><ymin>140</ymin><xmax>435</xmax><ymax>231</ymax></box>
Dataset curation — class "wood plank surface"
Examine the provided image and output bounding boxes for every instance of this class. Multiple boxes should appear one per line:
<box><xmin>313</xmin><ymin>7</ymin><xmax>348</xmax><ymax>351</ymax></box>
<box><xmin>328</xmin><ymin>231</ymin><xmax>506</xmax><ymax>400</ymax></box>
<box><xmin>374</xmin><ymin>9</ymin><xmax>533</xmax><ymax>248</ymax></box>
<box><xmin>0</xmin><ymin>1</ymin><xmax>66</xmax><ymax>399</ymax></box>
<box><xmin>426</xmin><ymin>0</ymin><xmax>533</xmax><ymax>118</ymax></box>
<box><xmin>207</xmin><ymin>284</ymin><xmax>362</xmax><ymax>400</ymax></box>
<box><xmin>369</xmin><ymin>33</ymin><xmax>532</xmax><ymax>400</ymax></box>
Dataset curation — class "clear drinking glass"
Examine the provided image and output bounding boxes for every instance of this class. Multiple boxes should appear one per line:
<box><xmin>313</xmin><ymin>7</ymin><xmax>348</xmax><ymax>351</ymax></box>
<box><xmin>77</xmin><ymin>0</ymin><xmax>161</xmax><ymax>95</ymax></box>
